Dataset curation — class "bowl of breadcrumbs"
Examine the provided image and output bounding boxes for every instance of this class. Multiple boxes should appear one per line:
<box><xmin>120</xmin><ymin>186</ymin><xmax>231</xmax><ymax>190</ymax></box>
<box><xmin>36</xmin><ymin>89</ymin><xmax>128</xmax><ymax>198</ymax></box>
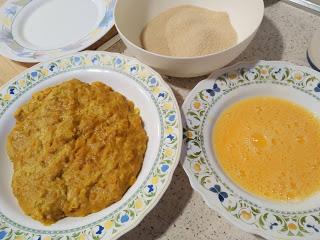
<box><xmin>114</xmin><ymin>0</ymin><xmax>264</xmax><ymax>78</ymax></box>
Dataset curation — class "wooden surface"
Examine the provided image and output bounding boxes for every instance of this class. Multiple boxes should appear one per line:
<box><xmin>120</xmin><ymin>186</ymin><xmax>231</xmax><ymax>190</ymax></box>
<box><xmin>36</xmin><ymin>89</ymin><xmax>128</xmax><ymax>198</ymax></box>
<box><xmin>0</xmin><ymin>0</ymin><xmax>117</xmax><ymax>85</ymax></box>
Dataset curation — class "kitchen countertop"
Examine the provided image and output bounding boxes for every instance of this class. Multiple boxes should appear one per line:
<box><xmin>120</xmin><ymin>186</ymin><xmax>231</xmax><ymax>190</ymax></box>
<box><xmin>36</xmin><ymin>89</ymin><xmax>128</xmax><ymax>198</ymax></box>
<box><xmin>1</xmin><ymin>0</ymin><xmax>320</xmax><ymax>239</ymax></box>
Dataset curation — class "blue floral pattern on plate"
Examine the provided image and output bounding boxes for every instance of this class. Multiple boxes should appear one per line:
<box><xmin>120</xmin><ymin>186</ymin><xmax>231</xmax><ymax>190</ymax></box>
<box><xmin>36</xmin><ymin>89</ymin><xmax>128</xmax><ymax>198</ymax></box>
<box><xmin>0</xmin><ymin>0</ymin><xmax>116</xmax><ymax>62</ymax></box>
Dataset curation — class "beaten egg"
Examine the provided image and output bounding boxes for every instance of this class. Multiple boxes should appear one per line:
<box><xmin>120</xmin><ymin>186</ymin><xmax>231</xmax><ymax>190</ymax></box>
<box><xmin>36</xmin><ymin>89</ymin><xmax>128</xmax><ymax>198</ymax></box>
<box><xmin>213</xmin><ymin>96</ymin><xmax>320</xmax><ymax>201</ymax></box>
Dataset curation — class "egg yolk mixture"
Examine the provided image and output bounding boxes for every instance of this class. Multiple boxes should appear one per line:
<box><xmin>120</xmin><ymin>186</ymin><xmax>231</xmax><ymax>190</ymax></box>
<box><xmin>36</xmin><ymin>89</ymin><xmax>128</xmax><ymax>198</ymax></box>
<box><xmin>213</xmin><ymin>96</ymin><xmax>320</xmax><ymax>201</ymax></box>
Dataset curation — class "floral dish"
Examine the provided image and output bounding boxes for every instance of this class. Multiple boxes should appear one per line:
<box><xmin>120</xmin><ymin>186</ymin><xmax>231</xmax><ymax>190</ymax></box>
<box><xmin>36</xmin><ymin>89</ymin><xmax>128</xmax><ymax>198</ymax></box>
<box><xmin>182</xmin><ymin>60</ymin><xmax>320</xmax><ymax>240</ymax></box>
<box><xmin>0</xmin><ymin>51</ymin><xmax>182</xmax><ymax>240</ymax></box>
<box><xmin>0</xmin><ymin>0</ymin><xmax>115</xmax><ymax>62</ymax></box>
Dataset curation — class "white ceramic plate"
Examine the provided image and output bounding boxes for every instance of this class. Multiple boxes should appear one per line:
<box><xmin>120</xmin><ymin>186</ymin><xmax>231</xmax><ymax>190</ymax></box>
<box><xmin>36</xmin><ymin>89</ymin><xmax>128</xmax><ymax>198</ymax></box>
<box><xmin>182</xmin><ymin>61</ymin><xmax>320</xmax><ymax>240</ymax></box>
<box><xmin>0</xmin><ymin>0</ymin><xmax>115</xmax><ymax>62</ymax></box>
<box><xmin>0</xmin><ymin>51</ymin><xmax>182</xmax><ymax>240</ymax></box>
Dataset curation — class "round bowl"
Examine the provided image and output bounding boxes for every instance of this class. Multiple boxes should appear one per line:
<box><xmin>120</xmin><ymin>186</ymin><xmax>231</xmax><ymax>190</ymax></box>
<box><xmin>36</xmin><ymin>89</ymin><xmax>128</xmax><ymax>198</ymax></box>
<box><xmin>0</xmin><ymin>51</ymin><xmax>182</xmax><ymax>240</ymax></box>
<box><xmin>114</xmin><ymin>0</ymin><xmax>264</xmax><ymax>78</ymax></box>
<box><xmin>182</xmin><ymin>60</ymin><xmax>320</xmax><ymax>240</ymax></box>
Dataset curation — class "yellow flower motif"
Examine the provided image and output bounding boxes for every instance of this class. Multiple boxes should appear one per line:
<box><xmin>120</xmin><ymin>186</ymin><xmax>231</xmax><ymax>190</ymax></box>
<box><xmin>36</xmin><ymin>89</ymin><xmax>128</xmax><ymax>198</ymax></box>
<box><xmin>228</xmin><ymin>72</ymin><xmax>237</xmax><ymax>80</ymax></box>
<box><xmin>104</xmin><ymin>220</ymin><xmax>113</xmax><ymax>230</ymax></box>
<box><xmin>165</xmin><ymin>127</ymin><xmax>173</xmax><ymax>134</ymax></box>
<box><xmin>187</xmin><ymin>131</ymin><xmax>193</xmax><ymax>139</ymax></box>
<box><xmin>101</xmin><ymin>57</ymin><xmax>112</xmax><ymax>65</ymax></box>
<box><xmin>163</xmin><ymin>102</ymin><xmax>173</xmax><ymax>110</ymax></box>
<box><xmin>18</xmin><ymin>80</ymin><xmax>26</xmax><ymax>88</ymax></box>
<box><xmin>14</xmin><ymin>236</ymin><xmax>24</xmax><ymax>240</ymax></box>
<box><xmin>3</xmin><ymin>93</ymin><xmax>11</xmax><ymax>101</ymax></box>
<box><xmin>41</xmin><ymin>69</ymin><xmax>48</xmax><ymax>76</ymax></box>
<box><xmin>134</xmin><ymin>198</ymin><xmax>144</xmax><ymax>209</ymax></box>
<box><xmin>43</xmin><ymin>236</ymin><xmax>51</xmax><ymax>240</ymax></box>
<box><xmin>288</xmin><ymin>223</ymin><xmax>297</xmax><ymax>230</ymax></box>
<box><xmin>152</xmin><ymin>86</ymin><xmax>161</xmax><ymax>94</ymax></box>
<box><xmin>193</xmin><ymin>101</ymin><xmax>201</xmax><ymax>110</ymax></box>
<box><xmin>78</xmin><ymin>234</ymin><xmax>86</xmax><ymax>240</ymax></box>
<box><xmin>261</xmin><ymin>68</ymin><xmax>268</xmax><ymax>75</ymax></box>
<box><xmin>193</xmin><ymin>163</ymin><xmax>201</xmax><ymax>173</ymax></box>
<box><xmin>151</xmin><ymin>176</ymin><xmax>159</xmax><ymax>185</ymax></box>
<box><xmin>164</xmin><ymin>148</ymin><xmax>173</xmax><ymax>157</ymax></box>
<box><xmin>84</xmin><ymin>58</ymin><xmax>91</xmax><ymax>65</ymax></box>
<box><xmin>0</xmin><ymin>16</ymin><xmax>12</xmax><ymax>27</ymax></box>
<box><xmin>138</xmin><ymin>71</ymin><xmax>149</xmax><ymax>80</ymax></box>
<box><xmin>240</xmin><ymin>210</ymin><xmax>252</xmax><ymax>221</ymax></box>
<box><xmin>294</xmin><ymin>73</ymin><xmax>303</xmax><ymax>81</ymax></box>
<box><xmin>59</xmin><ymin>59</ymin><xmax>71</xmax><ymax>69</ymax></box>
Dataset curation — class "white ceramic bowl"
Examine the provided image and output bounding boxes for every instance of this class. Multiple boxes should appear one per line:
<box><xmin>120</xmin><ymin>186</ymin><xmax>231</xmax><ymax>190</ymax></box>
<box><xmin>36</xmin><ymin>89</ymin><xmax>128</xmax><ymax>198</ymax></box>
<box><xmin>0</xmin><ymin>51</ymin><xmax>182</xmax><ymax>240</ymax></box>
<box><xmin>182</xmin><ymin>61</ymin><xmax>320</xmax><ymax>240</ymax></box>
<box><xmin>114</xmin><ymin>0</ymin><xmax>264</xmax><ymax>78</ymax></box>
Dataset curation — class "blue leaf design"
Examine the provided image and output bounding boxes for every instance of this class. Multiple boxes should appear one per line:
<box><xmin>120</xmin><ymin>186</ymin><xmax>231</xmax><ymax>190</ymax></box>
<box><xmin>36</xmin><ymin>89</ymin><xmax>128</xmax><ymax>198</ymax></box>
<box><xmin>218</xmin><ymin>193</ymin><xmax>225</xmax><ymax>202</ymax></box>
<box><xmin>168</xmin><ymin>115</ymin><xmax>175</xmax><ymax>122</ymax></box>
<box><xmin>96</xmin><ymin>225</ymin><xmax>104</xmax><ymax>235</ymax></box>
<box><xmin>120</xmin><ymin>214</ymin><xmax>129</xmax><ymax>223</ymax></box>
<box><xmin>167</xmin><ymin>134</ymin><xmax>174</xmax><ymax>141</ymax></box>
<box><xmin>206</xmin><ymin>89</ymin><xmax>215</xmax><ymax>96</ymax></box>
<box><xmin>147</xmin><ymin>184</ymin><xmax>154</xmax><ymax>193</ymax></box>
<box><xmin>213</xmin><ymin>84</ymin><xmax>220</xmax><ymax>92</ymax></box>
<box><xmin>206</xmin><ymin>84</ymin><xmax>221</xmax><ymax>97</ymax></box>
<box><xmin>158</xmin><ymin>92</ymin><xmax>165</xmax><ymax>98</ymax></box>
<box><xmin>270</xmin><ymin>222</ymin><xmax>278</xmax><ymax>230</ymax></box>
<box><xmin>209</xmin><ymin>187</ymin><xmax>217</xmax><ymax>193</ymax></box>
<box><xmin>31</xmin><ymin>71</ymin><xmax>38</xmax><ymax>78</ymax></box>
<box><xmin>0</xmin><ymin>231</ymin><xmax>7</xmax><ymax>240</ymax></box>
<box><xmin>307</xmin><ymin>224</ymin><xmax>319</xmax><ymax>232</ymax></box>
<box><xmin>214</xmin><ymin>184</ymin><xmax>221</xmax><ymax>192</ymax></box>
<box><xmin>219</xmin><ymin>191</ymin><xmax>228</xmax><ymax>199</ymax></box>
<box><xmin>161</xmin><ymin>164</ymin><xmax>169</xmax><ymax>172</ymax></box>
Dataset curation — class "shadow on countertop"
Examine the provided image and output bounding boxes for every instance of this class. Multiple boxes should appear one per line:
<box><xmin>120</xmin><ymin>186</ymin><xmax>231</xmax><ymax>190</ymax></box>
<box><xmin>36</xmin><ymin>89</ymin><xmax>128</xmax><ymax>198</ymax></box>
<box><xmin>119</xmin><ymin>165</ymin><xmax>193</xmax><ymax>240</ymax></box>
<box><xmin>232</xmin><ymin>15</ymin><xmax>284</xmax><ymax>63</ymax></box>
<box><xmin>264</xmin><ymin>0</ymin><xmax>280</xmax><ymax>7</ymax></box>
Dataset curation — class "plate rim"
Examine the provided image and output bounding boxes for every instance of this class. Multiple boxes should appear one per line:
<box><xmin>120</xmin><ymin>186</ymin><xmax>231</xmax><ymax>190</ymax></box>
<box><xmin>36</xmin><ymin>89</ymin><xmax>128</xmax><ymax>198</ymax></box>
<box><xmin>0</xmin><ymin>0</ymin><xmax>115</xmax><ymax>63</ymax></box>
<box><xmin>0</xmin><ymin>50</ymin><xmax>183</xmax><ymax>240</ymax></box>
<box><xmin>181</xmin><ymin>60</ymin><xmax>320</xmax><ymax>240</ymax></box>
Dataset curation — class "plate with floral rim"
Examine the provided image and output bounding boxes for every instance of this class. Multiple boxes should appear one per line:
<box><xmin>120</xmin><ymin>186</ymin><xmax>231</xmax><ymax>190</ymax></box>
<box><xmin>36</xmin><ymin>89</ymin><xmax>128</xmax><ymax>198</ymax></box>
<box><xmin>182</xmin><ymin>60</ymin><xmax>320</xmax><ymax>240</ymax></box>
<box><xmin>0</xmin><ymin>0</ymin><xmax>115</xmax><ymax>62</ymax></box>
<box><xmin>0</xmin><ymin>51</ymin><xmax>182</xmax><ymax>240</ymax></box>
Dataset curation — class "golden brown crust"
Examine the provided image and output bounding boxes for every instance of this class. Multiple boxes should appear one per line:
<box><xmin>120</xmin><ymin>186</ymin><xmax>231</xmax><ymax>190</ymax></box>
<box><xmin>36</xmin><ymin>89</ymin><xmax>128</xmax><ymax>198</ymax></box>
<box><xmin>7</xmin><ymin>79</ymin><xmax>148</xmax><ymax>225</ymax></box>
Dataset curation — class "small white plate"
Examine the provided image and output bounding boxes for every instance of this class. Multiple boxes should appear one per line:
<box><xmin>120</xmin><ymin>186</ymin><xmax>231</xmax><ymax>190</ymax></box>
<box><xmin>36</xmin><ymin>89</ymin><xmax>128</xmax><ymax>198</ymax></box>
<box><xmin>0</xmin><ymin>51</ymin><xmax>182</xmax><ymax>240</ymax></box>
<box><xmin>0</xmin><ymin>0</ymin><xmax>115</xmax><ymax>62</ymax></box>
<box><xmin>182</xmin><ymin>61</ymin><xmax>320</xmax><ymax>240</ymax></box>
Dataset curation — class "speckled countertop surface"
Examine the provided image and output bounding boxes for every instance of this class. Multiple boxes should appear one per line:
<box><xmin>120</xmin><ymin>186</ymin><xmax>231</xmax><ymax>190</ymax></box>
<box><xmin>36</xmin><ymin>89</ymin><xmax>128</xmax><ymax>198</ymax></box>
<box><xmin>114</xmin><ymin>1</ymin><xmax>320</xmax><ymax>239</ymax></box>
